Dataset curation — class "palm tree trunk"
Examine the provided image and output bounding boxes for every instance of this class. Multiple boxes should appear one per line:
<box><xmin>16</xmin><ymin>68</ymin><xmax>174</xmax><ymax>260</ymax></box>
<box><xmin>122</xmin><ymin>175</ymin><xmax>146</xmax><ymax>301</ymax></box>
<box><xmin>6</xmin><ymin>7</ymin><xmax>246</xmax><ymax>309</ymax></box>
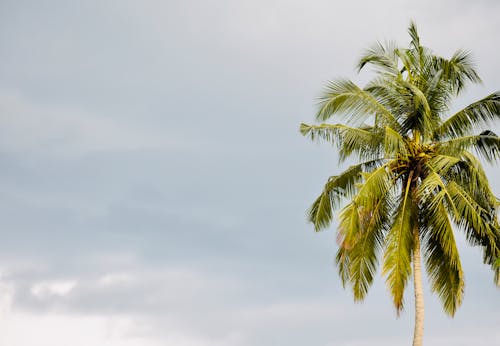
<box><xmin>412</xmin><ymin>228</ymin><xmax>424</xmax><ymax>346</ymax></box>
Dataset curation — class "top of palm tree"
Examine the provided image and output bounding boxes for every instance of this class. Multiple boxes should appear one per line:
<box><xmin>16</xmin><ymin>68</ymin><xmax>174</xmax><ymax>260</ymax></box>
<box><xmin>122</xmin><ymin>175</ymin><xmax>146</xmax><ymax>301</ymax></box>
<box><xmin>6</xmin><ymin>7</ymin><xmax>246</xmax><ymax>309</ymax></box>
<box><xmin>300</xmin><ymin>22</ymin><xmax>500</xmax><ymax>316</ymax></box>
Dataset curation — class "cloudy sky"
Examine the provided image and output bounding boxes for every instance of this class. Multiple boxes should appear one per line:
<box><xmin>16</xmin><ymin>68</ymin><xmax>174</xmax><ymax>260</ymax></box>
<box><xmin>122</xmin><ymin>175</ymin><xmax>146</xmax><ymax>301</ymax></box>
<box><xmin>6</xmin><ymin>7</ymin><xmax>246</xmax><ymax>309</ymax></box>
<box><xmin>0</xmin><ymin>1</ymin><xmax>499</xmax><ymax>345</ymax></box>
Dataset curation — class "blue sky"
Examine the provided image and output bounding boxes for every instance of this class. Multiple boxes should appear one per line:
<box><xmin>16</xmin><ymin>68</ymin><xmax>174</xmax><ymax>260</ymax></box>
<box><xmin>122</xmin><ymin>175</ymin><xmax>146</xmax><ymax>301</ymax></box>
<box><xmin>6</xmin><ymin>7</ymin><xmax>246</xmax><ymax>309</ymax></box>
<box><xmin>0</xmin><ymin>1</ymin><xmax>499</xmax><ymax>345</ymax></box>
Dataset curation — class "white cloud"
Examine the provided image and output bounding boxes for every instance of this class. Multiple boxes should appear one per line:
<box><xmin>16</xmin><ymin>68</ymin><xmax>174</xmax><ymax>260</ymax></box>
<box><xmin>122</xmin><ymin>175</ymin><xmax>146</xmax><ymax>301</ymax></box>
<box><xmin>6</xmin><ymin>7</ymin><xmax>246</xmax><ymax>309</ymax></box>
<box><xmin>0</xmin><ymin>312</ymin><xmax>163</xmax><ymax>346</ymax></box>
<box><xmin>31</xmin><ymin>280</ymin><xmax>77</xmax><ymax>298</ymax></box>
<box><xmin>0</xmin><ymin>265</ymin><xmax>249</xmax><ymax>346</ymax></box>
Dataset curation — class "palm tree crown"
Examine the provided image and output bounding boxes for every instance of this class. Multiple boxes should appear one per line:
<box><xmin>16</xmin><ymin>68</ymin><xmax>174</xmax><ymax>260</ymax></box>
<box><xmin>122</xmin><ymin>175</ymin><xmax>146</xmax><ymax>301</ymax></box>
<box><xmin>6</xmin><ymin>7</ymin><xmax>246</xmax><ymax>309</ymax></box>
<box><xmin>301</xmin><ymin>22</ymin><xmax>499</xmax><ymax>328</ymax></box>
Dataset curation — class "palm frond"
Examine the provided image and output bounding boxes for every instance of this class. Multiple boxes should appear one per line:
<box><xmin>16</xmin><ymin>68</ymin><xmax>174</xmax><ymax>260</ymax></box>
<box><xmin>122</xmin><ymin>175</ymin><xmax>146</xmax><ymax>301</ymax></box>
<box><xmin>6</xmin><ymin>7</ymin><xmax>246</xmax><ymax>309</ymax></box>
<box><xmin>356</xmin><ymin>164</ymin><xmax>395</xmax><ymax>206</ymax></box>
<box><xmin>384</xmin><ymin>126</ymin><xmax>408</xmax><ymax>158</ymax></box>
<box><xmin>421</xmin><ymin>68</ymin><xmax>453</xmax><ymax>120</ymax></box>
<box><xmin>335</xmin><ymin>163</ymin><xmax>398</xmax><ymax>298</ymax></box>
<box><xmin>307</xmin><ymin>159</ymin><xmax>386</xmax><ymax>231</ymax></box>
<box><xmin>299</xmin><ymin>123</ymin><xmax>384</xmax><ymax>162</ymax></box>
<box><xmin>364</xmin><ymin>78</ymin><xmax>407</xmax><ymax>125</ymax></box>
<box><xmin>434</xmin><ymin>50</ymin><xmax>482</xmax><ymax>94</ymax></box>
<box><xmin>446</xmin><ymin>182</ymin><xmax>498</xmax><ymax>253</ymax></box>
<box><xmin>383</xmin><ymin>175</ymin><xmax>415</xmax><ymax>313</ymax></box>
<box><xmin>347</xmin><ymin>197</ymin><xmax>389</xmax><ymax>300</ymax></box>
<box><xmin>438</xmin><ymin>131</ymin><xmax>500</xmax><ymax>163</ymax></box>
<box><xmin>408</xmin><ymin>21</ymin><xmax>421</xmax><ymax>52</ymax></box>
<box><xmin>426</xmin><ymin>155</ymin><xmax>461</xmax><ymax>175</ymax></box>
<box><xmin>357</xmin><ymin>41</ymin><xmax>400</xmax><ymax>76</ymax></box>
<box><xmin>399</xmin><ymin>80</ymin><xmax>434</xmax><ymax>139</ymax></box>
<box><xmin>422</xmin><ymin>202</ymin><xmax>464</xmax><ymax>316</ymax></box>
<box><xmin>315</xmin><ymin>79</ymin><xmax>398</xmax><ymax>128</ymax></box>
<box><xmin>434</xmin><ymin>92</ymin><xmax>500</xmax><ymax>139</ymax></box>
<box><xmin>446</xmin><ymin>151</ymin><xmax>499</xmax><ymax>208</ymax></box>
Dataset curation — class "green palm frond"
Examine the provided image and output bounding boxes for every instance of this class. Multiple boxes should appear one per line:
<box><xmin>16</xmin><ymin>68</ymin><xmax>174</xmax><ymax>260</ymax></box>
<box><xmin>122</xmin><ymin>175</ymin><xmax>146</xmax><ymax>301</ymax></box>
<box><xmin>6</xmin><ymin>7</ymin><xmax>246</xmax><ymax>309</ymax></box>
<box><xmin>355</xmin><ymin>164</ymin><xmax>395</xmax><ymax>206</ymax></box>
<box><xmin>438</xmin><ymin>131</ymin><xmax>500</xmax><ymax>163</ymax></box>
<box><xmin>357</xmin><ymin>40</ymin><xmax>400</xmax><ymax>76</ymax></box>
<box><xmin>384</xmin><ymin>126</ymin><xmax>409</xmax><ymax>158</ymax></box>
<box><xmin>383</xmin><ymin>175</ymin><xmax>415</xmax><ymax>313</ymax></box>
<box><xmin>408</xmin><ymin>21</ymin><xmax>421</xmax><ymax>54</ymax></box>
<box><xmin>422</xmin><ymin>203</ymin><xmax>464</xmax><ymax>316</ymax></box>
<box><xmin>434</xmin><ymin>92</ymin><xmax>500</xmax><ymax>139</ymax></box>
<box><xmin>434</xmin><ymin>50</ymin><xmax>482</xmax><ymax>94</ymax></box>
<box><xmin>395</xmin><ymin>48</ymin><xmax>414</xmax><ymax>81</ymax></box>
<box><xmin>364</xmin><ymin>78</ymin><xmax>408</xmax><ymax>124</ymax></box>
<box><xmin>445</xmin><ymin>182</ymin><xmax>498</xmax><ymax>254</ymax></box>
<box><xmin>418</xmin><ymin>172</ymin><xmax>446</xmax><ymax>206</ymax></box>
<box><xmin>315</xmin><ymin>79</ymin><xmax>398</xmax><ymax>128</ymax></box>
<box><xmin>420</xmin><ymin>66</ymin><xmax>454</xmax><ymax>119</ymax></box>
<box><xmin>336</xmin><ymin>242</ymin><xmax>351</xmax><ymax>288</ymax></box>
<box><xmin>299</xmin><ymin>123</ymin><xmax>384</xmax><ymax>162</ymax></box>
<box><xmin>335</xmin><ymin>164</ymin><xmax>397</xmax><ymax>297</ymax></box>
<box><xmin>447</xmin><ymin>152</ymin><xmax>499</xmax><ymax>208</ymax></box>
<box><xmin>399</xmin><ymin>80</ymin><xmax>434</xmax><ymax>139</ymax></box>
<box><xmin>307</xmin><ymin>159</ymin><xmax>386</xmax><ymax>231</ymax></box>
<box><xmin>346</xmin><ymin>197</ymin><xmax>390</xmax><ymax>300</ymax></box>
<box><xmin>426</xmin><ymin>155</ymin><xmax>461</xmax><ymax>175</ymax></box>
<box><xmin>336</xmin><ymin>201</ymin><xmax>361</xmax><ymax>287</ymax></box>
<box><xmin>417</xmin><ymin>161</ymin><xmax>497</xmax><ymax>291</ymax></box>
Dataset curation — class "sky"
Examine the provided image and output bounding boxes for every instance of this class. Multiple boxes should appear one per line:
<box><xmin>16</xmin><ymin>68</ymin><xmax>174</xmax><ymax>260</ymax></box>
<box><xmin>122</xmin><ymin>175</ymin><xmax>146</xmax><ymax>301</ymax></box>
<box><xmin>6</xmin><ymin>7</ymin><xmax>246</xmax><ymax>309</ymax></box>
<box><xmin>0</xmin><ymin>0</ymin><xmax>499</xmax><ymax>345</ymax></box>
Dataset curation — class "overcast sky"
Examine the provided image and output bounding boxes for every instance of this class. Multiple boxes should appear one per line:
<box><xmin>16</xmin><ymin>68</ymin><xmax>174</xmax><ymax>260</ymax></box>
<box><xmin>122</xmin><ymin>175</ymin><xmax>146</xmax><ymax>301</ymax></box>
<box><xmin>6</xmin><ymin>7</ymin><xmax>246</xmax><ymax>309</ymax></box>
<box><xmin>0</xmin><ymin>1</ymin><xmax>499</xmax><ymax>345</ymax></box>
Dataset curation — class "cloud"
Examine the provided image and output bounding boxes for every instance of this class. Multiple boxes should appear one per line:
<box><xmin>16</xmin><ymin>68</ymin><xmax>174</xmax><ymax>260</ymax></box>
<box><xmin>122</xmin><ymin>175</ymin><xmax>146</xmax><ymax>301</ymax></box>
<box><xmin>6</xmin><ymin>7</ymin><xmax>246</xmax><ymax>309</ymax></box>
<box><xmin>31</xmin><ymin>280</ymin><xmax>77</xmax><ymax>298</ymax></box>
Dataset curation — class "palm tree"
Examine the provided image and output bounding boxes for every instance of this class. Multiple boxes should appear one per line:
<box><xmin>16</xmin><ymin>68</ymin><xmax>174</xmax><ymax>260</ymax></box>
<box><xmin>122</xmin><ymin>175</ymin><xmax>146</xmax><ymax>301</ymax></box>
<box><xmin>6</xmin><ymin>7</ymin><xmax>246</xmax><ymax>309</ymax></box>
<box><xmin>300</xmin><ymin>23</ymin><xmax>500</xmax><ymax>346</ymax></box>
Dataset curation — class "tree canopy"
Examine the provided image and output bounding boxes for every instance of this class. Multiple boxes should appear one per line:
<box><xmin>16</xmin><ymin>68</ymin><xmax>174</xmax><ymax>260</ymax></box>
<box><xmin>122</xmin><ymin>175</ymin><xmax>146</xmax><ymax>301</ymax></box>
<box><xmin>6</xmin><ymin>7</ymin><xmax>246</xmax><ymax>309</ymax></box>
<box><xmin>301</xmin><ymin>23</ymin><xmax>500</xmax><ymax>320</ymax></box>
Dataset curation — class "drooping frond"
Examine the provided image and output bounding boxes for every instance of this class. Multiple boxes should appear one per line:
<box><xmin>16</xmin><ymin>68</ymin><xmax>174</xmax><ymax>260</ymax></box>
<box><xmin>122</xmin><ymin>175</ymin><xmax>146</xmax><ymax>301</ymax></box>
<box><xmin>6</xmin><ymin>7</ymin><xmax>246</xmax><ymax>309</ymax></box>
<box><xmin>426</xmin><ymin>155</ymin><xmax>461</xmax><ymax>175</ymax></box>
<box><xmin>418</xmin><ymin>171</ymin><xmax>465</xmax><ymax>316</ymax></box>
<box><xmin>422</xmin><ymin>203</ymin><xmax>464</xmax><ymax>316</ymax></box>
<box><xmin>336</xmin><ymin>202</ymin><xmax>360</xmax><ymax>287</ymax></box>
<box><xmin>419</xmin><ymin>163</ymin><xmax>459</xmax><ymax>219</ymax></box>
<box><xmin>335</xmin><ymin>163</ymin><xmax>397</xmax><ymax>299</ymax></box>
<box><xmin>383</xmin><ymin>175</ymin><xmax>415</xmax><ymax>313</ymax></box>
<box><xmin>337</xmin><ymin>164</ymin><xmax>395</xmax><ymax>243</ymax></box>
<box><xmin>475</xmin><ymin>131</ymin><xmax>500</xmax><ymax>162</ymax></box>
<box><xmin>483</xmin><ymin>225</ymin><xmax>500</xmax><ymax>286</ymax></box>
<box><xmin>434</xmin><ymin>92</ymin><xmax>500</xmax><ymax>139</ymax></box>
<box><xmin>438</xmin><ymin>131</ymin><xmax>500</xmax><ymax>163</ymax></box>
<box><xmin>440</xmin><ymin>153</ymin><xmax>500</xmax><ymax>286</ymax></box>
<box><xmin>445</xmin><ymin>182</ymin><xmax>498</xmax><ymax>253</ymax></box>
<box><xmin>446</xmin><ymin>151</ymin><xmax>499</xmax><ymax>209</ymax></box>
<box><xmin>430</xmin><ymin>153</ymin><xmax>500</xmax><ymax>287</ymax></box>
<box><xmin>307</xmin><ymin>159</ymin><xmax>386</xmax><ymax>231</ymax></box>
<box><xmin>299</xmin><ymin>123</ymin><xmax>384</xmax><ymax>162</ymax></box>
<box><xmin>315</xmin><ymin>79</ymin><xmax>398</xmax><ymax>128</ymax></box>
<box><xmin>355</xmin><ymin>164</ymin><xmax>395</xmax><ymax>206</ymax></box>
<box><xmin>345</xmin><ymin>197</ymin><xmax>390</xmax><ymax>300</ymax></box>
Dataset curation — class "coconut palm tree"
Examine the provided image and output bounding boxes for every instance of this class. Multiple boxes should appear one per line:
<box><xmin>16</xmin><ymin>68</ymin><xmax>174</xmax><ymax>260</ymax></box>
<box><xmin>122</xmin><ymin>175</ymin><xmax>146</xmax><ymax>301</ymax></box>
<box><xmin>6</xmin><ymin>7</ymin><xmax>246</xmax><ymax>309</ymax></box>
<box><xmin>300</xmin><ymin>23</ymin><xmax>500</xmax><ymax>346</ymax></box>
